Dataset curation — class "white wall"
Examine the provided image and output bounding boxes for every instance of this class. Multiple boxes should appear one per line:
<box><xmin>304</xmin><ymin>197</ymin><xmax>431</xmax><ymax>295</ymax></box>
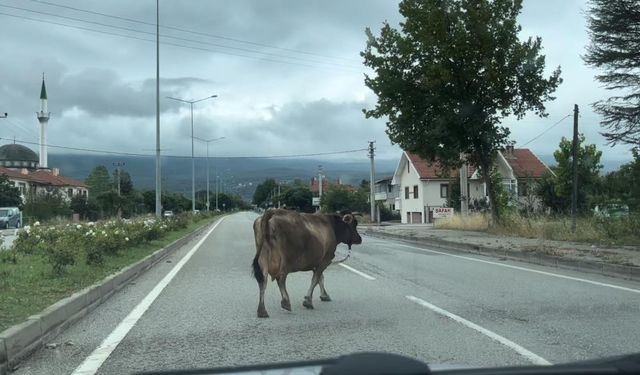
<box><xmin>397</xmin><ymin>157</ymin><xmax>423</xmax><ymax>223</ymax></box>
<box><xmin>396</xmin><ymin>155</ymin><xmax>450</xmax><ymax>223</ymax></box>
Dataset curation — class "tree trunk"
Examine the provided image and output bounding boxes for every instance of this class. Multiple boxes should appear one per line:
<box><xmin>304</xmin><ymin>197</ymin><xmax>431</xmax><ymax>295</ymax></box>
<box><xmin>480</xmin><ymin>159</ymin><xmax>500</xmax><ymax>224</ymax></box>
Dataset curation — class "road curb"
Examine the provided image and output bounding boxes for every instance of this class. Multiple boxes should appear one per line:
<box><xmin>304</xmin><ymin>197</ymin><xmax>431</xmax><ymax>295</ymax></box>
<box><xmin>0</xmin><ymin>218</ymin><xmax>217</xmax><ymax>375</ymax></box>
<box><xmin>365</xmin><ymin>230</ymin><xmax>640</xmax><ymax>281</ymax></box>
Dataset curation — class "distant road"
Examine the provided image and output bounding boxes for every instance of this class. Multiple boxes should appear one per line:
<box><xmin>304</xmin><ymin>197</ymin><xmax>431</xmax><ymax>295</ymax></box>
<box><xmin>13</xmin><ymin>212</ymin><xmax>640</xmax><ymax>374</ymax></box>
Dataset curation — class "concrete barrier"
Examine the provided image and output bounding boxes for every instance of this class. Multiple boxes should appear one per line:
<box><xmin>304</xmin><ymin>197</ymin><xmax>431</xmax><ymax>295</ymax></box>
<box><xmin>0</xmin><ymin>219</ymin><xmax>216</xmax><ymax>375</ymax></box>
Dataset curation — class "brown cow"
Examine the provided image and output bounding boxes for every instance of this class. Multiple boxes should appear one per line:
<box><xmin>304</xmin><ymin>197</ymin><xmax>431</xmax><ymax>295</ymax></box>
<box><xmin>251</xmin><ymin>209</ymin><xmax>362</xmax><ymax>318</ymax></box>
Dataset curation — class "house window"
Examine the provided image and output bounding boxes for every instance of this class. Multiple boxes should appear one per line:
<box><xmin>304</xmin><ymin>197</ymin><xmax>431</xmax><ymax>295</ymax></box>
<box><xmin>407</xmin><ymin>162</ymin><xmax>410</xmax><ymax>174</ymax></box>
<box><xmin>518</xmin><ymin>182</ymin><xmax>528</xmax><ymax>196</ymax></box>
<box><xmin>388</xmin><ymin>184</ymin><xmax>393</xmax><ymax>193</ymax></box>
<box><xmin>67</xmin><ymin>188</ymin><xmax>73</xmax><ymax>197</ymax></box>
<box><xmin>18</xmin><ymin>182</ymin><xmax>26</xmax><ymax>195</ymax></box>
<box><xmin>82</xmin><ymin>190</ymin><xmax>87</xmax><ymax>197</ymax></box>
<box><xmin>440</xmin><ymin>184</ymin><xmax>449</xmax><ymax>198</ymax></box>
<box><xmin>413</xmin><ymin>185</ymin><xmax>419</xmax><ymax>199</ymax></box>
<box><xmin>404</xmin><ymin>186</ymin><xmax>410</xmax><ymax>199</ymax></box>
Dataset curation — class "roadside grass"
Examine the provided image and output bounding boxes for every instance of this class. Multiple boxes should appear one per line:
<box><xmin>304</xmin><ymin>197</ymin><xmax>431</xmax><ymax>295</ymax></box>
<box><xmin>434</xmin><ymin>213</ymin><xmax>640</xmax><ymax>246</ymax></box>
<box><xmin>0</xmin><ymin>217</ymin><xmax>216</xmax><ymax>332</ymax></box>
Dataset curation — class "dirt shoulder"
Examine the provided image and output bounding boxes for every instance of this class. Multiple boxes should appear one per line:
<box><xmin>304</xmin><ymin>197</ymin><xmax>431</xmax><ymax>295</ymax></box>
<box><xmin>364</xmin><ymin>224</ymin><xmax>640</xmax><ymax>268</ymax></box>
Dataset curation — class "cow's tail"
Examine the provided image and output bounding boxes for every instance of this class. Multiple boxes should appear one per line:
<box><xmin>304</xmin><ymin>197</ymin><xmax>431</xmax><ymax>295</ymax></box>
<box><xmin>252</xmin><ymin>254</ymin><xmax>264</xmax><ymax>283</ymax></box>
<box><xmin>252</xmin><ymin>210</ymin><xmax>276</xmax><ymax>284</ymax></box>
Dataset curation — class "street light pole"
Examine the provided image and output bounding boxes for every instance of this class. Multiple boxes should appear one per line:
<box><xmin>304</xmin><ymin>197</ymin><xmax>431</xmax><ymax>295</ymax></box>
<box><xmin>194</xmin><ymin>136</ymin><xmax>224</xmax><ymax>212</ymax></box>
<box><xmin>155</xmin><ymin>0</ymin><xmax>161</xmax><ymax>218</ymax></box>
<box><xmin>166</xmin><ymin>94</ymin><xmax>217</xmax><ymax>214</ymax></box>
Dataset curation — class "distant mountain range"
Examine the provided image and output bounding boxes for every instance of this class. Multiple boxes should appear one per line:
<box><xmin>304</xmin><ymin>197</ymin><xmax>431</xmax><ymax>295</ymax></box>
<box><xmin>48</xmin><ymin>154</ymin><xmax>398</xmax><ymax>201</ymax></box>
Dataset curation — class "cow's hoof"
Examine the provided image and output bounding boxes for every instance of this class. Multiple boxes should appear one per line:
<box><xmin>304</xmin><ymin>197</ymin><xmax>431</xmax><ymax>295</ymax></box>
<box><xmin>281</xmin><ymin>300</ymin><xmax>292</xmax><ymax>311</ymax></box>
<box><xmin>257</xmin><ymin>308</ymin><xmax>269</xmax><ymax>318</ymax></box>
<box><xmin>303</xmin><ymin>297</ymin><xmax>314</xmax><ymax>309</ymax></box>
<box><xmin>320</xmin><ymin>295</ymin><xmax>332</xmax><ymax>302</ymax></box>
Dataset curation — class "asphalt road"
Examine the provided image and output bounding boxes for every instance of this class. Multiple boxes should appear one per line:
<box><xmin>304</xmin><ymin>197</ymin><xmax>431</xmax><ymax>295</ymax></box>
<box><xmin>13</xmin><ymin>212</ymin><xmax>640</xmax><ymax>374</ymax></box>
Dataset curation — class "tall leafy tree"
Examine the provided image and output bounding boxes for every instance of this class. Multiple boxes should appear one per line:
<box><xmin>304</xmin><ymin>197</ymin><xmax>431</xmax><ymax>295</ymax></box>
<box><xmin>280</xmin><ymin>185</ymin><xmax>314</xmax><ymax>212</ymax></box>
<box><xmin>252</xmin><ymin>178</ymin><xmax>278</xmax><ymax>207</ymax></box>
<box><xmin>321</xmin><ymin>185</ymin><xmax>368</xmax><ymax>214</ymax></box>
<box><xmin>362</xmin><ymin>0</ymin><xmax>562</xmax><ymax>221</ymax></box>
<box><xmin>85</xmin><ymin>166</ymin><xmax>111</xmax><ymax>196</ymax></box>
<box><xmin>0</xmin><ymin>175</ymin><xmax>23</xmax><ymax>208</ymax></box>
<box><xmin>112</xmin><ymin>169</ymin><xmax>134</xmax><ymax>196</ymax></box>
<box><xmin>584</xmin><ymin>0</ymin><xmax>640</xmax><ymax>145</ymax></box>
<box><xmin>538</xmin><ymin>135</ymin><xmax>603</xmax><ymax>213</ymax></box>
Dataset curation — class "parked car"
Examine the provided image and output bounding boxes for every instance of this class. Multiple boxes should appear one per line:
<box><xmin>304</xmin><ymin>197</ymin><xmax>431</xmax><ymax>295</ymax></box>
<box><xmin>163</xmin><ymin>210</ymin><xmax>174</xmax><ymax>218</ymax></box>
<box><xmin>0</xmin><ymin>207</ymin><xmax>22</xmax><ymax>229</ymax></box>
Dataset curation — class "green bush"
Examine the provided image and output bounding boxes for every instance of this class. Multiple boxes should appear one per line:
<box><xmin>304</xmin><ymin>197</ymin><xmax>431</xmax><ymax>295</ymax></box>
<box><xmin>10</xmin><ymin>213</ymin><xmax>220</xmax><ymax>274</ymax></box>
<box><xmin>47</xmin><ymin>236</ymin><xmax>78</xmax><ymax>274</ymax></box>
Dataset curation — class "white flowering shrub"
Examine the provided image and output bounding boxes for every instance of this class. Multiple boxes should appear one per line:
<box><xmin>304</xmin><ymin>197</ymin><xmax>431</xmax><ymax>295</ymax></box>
<box><xmin>13</xmin><ymin>212</ymin><xmax>215</xmax><ymax>272</ymax></box>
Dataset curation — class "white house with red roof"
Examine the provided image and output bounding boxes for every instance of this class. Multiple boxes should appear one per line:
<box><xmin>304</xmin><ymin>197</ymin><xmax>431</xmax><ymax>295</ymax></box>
<box><xmin>392</xmin><ymin>146</ymin><xmax>553</xmax><ymax>223</ymax></box>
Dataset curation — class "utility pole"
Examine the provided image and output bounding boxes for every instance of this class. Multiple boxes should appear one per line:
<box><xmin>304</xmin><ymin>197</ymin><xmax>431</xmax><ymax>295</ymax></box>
<box><xmin>155</xmin><ymin>0</ymin><xmax>161</xmax><ymax>218</ymax></box>
<box><xmin>166</xmin><ymin>95</ymin><xmax>218</xmax><ymax>214</ymax></box>
<box><xmin>460</xmin><ymin>154</ymin><xmax>469</xmax><ymax>215</ymax></box>
<box><xmin>571</xmin><ymin>104</ymin><xmax>579</xmax><ymax>233</ymax></box>
<box><xmin>113</xmin><ymin>162</ymin><xmax>125</xmax><ymax>196</ymax></box>
<box><xmin>194</xmin><ymin>136</ymin><xmax>224</xmax><ymax>212</ymax></box>
<box><xmin>368</xmin><ymin>141</ymin><xmax>376</xmax><ymax>221</ymax></box>
<box><xmin>277</xmin><ymin>182</ymin><xmax>281</xmax><ymax>209</ymax></box>
<box><xmin>318</xmin><ymin>165</ymin><xmax>323</xmax><ymax>212</ymax></box>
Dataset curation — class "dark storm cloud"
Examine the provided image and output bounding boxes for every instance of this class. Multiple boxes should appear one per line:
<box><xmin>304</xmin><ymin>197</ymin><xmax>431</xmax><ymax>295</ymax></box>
<box><xmin>0</xmin><ymin>0</ymin><xmax>633</xmax><ymax>165</ymax></box>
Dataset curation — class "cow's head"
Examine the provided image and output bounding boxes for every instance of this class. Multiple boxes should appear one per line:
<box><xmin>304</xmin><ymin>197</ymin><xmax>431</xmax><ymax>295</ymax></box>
<box><xmin>337</xmin><ymin>210</ymin><xmax>362</xmax><ymax>249</ymax></box>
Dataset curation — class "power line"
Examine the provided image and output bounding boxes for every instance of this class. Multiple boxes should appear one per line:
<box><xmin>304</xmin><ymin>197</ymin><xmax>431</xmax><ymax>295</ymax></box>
<box><xmin>27</xmin><ymin>0</ymin><xmax>360</xmax><ymax>64</ymax></box>
<box><xmin>0</xmin><ymin>4</ymin><xmax>362</xmax><ymax>70</ymax></box>
<box><xmin>0</xmin><ymin>11</ymin><xmax>360</xmax><ymax>73</ymax></box>
<box><xmin>0</xmin><ymin>137</ymin><xmax>367</xmax><ymax>159</ymax></box>
<box><xmin>3</xmin><ymin>118</ymin><xmax>39</xmax><ymax>140</ymax></box>
<box><xmin>520</xmin><ymin>115</ymin><xmax>572</xmax><ymax>147</ymax></box>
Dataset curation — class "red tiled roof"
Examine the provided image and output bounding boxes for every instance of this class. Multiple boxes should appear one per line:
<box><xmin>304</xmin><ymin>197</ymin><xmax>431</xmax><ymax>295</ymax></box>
<box><xmin>406</xmin><ymin>152</ymin><xmax>475</xmax><ymax>179</ymax></box>
<box><xmin>0</xmin><ymin>167</ymin><xmax>29</xmax><ymax>180</ymax></box>
<box><xmin>310</xmin><ymin>179</ymin><xmax>330</xmax><ymax>194</ymax></box>
<box><xmin>30</xmin><ymin>170</ymin><xmax>88</xmax><ymax>187</ymax></box>
<box><xmin>504</xmin><ymin>149</ymin><xmax>552</xmax><ymax>178</ymax></box>
<box><xmin>0</xmin><ymin>167</ymin><xmax>87</xmax><ymax>188</ymax></box>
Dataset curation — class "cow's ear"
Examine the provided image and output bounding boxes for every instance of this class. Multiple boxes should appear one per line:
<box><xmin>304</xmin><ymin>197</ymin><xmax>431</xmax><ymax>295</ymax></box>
<box><xmin>342</xmin><ymin>214</ymin><xmax>353</xmax><ymax>224</ymax></box>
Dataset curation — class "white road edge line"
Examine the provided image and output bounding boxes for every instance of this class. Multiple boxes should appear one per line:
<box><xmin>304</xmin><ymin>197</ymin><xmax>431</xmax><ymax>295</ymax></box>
<box><xmin>406</xmin><ymin>295</ymin><xmax>551</xmax><ymax>366</ymax></box>
<box><xmin>383</xmin><ymin>241</ymin><xmax>640</xmax><ymax>295</ymax></box>
<box><xmin>339</xmin><ymin>263</ymin><xmax>376</xmax><ymax>280</ymax></box>
<box><xmin>71</xmin><ymin>217</ymin><xmax>226</xmax><ymax>375</ymax></box>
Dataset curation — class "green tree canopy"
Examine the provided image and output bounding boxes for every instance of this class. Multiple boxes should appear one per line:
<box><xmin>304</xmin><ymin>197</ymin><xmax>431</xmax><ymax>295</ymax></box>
<box><xmin>279</xmin><ymin>185</ymin><xmax>314</xmax><ymax>213</ymax></box>
<box><xmin>0</xmin><ymin>175</ymin><xmax>22</xmax><ymax>208</ymax></box>
<box><xmin>321</xmin><ymin>185</ymin><xmax>368</xmax><ymax>214</ymax></box>
<box><xmin>85</xmin><ymin>166</ymin><xmax>111</xmax><ymax>196</ymax></box>
<box><xmin>584</xmin><ymin>0</ymin><xmax>640</xmax><ymax>146</ymax></box>
<box><xmin>252</xmin><ymin>178</ymin><xmax>278</xmax><ymax>207</ymax></box>
<box><xmin>112</xmin><ymin>169</ymin><xmax>134</xmax><ymax>196</ymax></box>
<box><xmin>362</xmin><ymin>0</ymin><xmax>562</xmax><ymax>221</ymax></box>
<box><xmin>538</xmin><ymin>135</ymin><xmax>603</xmax><ymax>213</ymax></box>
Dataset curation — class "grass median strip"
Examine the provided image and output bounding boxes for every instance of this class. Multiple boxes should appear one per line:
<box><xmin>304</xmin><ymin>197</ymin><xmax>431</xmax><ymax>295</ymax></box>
<box><xmin>0</xmin><ymin>214</ymin><xmax>218</xmax><ymax>333</ymax></box>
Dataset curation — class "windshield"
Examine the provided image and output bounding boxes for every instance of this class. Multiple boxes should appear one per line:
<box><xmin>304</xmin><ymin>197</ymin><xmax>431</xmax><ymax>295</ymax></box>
<box><xmin>1</xmin><ymin>0</ymin><xmax>639</xmax><ymax>374</ymax></box>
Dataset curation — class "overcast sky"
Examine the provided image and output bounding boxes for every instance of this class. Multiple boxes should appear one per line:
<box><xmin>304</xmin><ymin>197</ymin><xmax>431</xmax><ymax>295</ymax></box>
<box><xmin>0</xmin><ymin>0</ymin><xmax>633</xmax><ymax>167</ymax></box>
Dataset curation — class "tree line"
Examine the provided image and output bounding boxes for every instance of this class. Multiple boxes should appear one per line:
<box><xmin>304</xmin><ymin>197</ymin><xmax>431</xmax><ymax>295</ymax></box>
<box><xmin>0</xmin><ymin>165</ymin><xmax>249</xmax><ymax>222</ymax></box>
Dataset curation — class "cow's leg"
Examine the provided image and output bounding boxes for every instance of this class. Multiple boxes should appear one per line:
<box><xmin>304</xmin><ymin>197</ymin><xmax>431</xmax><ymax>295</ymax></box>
<box><xmin>319</xmin><ymin>274</ymin><xmax>331</xmax><ymax>302</ymax></box>
<box><xmin>256</xmin><ymin>259</ymin><xmax>269</xmax><ymax>318</ymax></box>
<box><xmin>303</xmin><ymin>269</ymin><xmax>322</xmax><ymax>309</ymax></box>
<box><xmin>276</xmin><ymin>274</ymin><xmax>291</xmax><ymax>311</ymax></box>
